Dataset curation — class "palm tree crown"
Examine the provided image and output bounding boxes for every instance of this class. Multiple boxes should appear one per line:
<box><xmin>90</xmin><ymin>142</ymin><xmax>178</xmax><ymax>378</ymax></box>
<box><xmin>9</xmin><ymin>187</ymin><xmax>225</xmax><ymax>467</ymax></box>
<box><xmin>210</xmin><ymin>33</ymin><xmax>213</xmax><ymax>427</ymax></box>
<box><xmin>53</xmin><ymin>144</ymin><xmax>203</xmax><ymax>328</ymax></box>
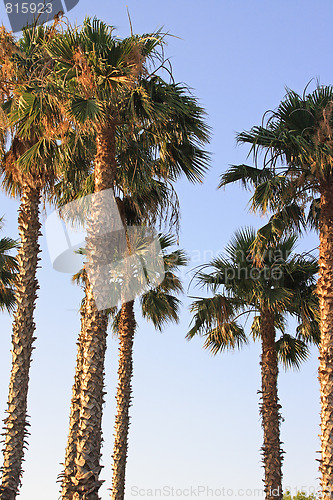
<box><xmin>188</xmin><ymin>228</ymin><xmax>318</xmax><ymax>355</ymax></box>
<box><xmin>219</xmin><ymin>86</ymin><xmax>333</xmax><ymax>498</ymax></box>
<box><xmin>188</xmin><ymin>228</ymin><xmax>319</xmax><ymax>500</ymax></box>
<box><xmin>219</xmin><ymin>86</ymin><xmax>333</xmax><ymax>247</ymax></box>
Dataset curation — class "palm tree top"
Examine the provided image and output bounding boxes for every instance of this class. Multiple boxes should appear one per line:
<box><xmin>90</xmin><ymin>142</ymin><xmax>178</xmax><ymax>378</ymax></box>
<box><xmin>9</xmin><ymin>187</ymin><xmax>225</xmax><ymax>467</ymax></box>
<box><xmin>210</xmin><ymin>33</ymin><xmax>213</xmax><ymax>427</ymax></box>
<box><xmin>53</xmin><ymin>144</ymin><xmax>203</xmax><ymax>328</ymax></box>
<box><xmin>236</xmin><ymin>85</ymin><xmax>333</xmax><ymax>182</ymax></box>
<box><xmin>217</xmin><ymin>86</ymin><xmax>333</xmax><ymax>253</ymax></box>
<box><xmin>193</xmin><ymin>227</ymin><xmax>315</xmax><ymax>309</ymax></box>
<box><xmin>46</xmin><ymin>18</ymin><xmax>168</xmax><ymax>122</ymax></box>
<box><xmin>219</xmin><ymin>86</ymin><xmax>333</xmax><ymax>204</ymax></box>
<box><xmin>45</xmin><ymin>17</ymin><xmax>210</xmax><ymax>187</ymax></box>
<box><xmin>0</xmin><ymin>22</ymin><xmax>67</xmax><ymax>197</ymax></box>
<box><xmin>188</xmin><ymin>227</ymin><xmax>319</xmax><ymax>366</ymax></box>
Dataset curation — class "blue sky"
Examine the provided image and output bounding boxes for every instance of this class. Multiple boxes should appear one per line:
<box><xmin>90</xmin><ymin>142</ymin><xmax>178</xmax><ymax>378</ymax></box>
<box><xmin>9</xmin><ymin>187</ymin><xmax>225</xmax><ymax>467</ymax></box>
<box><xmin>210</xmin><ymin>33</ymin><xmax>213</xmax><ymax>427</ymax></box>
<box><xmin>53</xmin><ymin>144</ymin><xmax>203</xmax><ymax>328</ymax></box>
<box><xmin>0</xmin><ymin>1</ymin><xmax>330</xmax><ymax>498</ymax></box>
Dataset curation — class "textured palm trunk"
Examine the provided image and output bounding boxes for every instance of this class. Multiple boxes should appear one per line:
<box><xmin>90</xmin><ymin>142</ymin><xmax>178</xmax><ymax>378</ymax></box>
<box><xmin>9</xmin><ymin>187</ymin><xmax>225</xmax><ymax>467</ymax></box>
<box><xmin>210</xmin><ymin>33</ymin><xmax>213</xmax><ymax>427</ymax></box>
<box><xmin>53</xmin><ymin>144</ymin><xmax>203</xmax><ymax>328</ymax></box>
<box><xmin>0</xmin><ymin>184</ymin><xmax>41</xmax><ymax>500</ymax></box>
<box><xmin>60</xmin><ymin>296</ymin><xmax>87</xmax><ymax>498</ymax></box>
<box><xmin>260</xmin><ymin>308</ymin><xmax>283</xmax><ymax>500</ymax></box>
<box><xmin>111</xmin><ymin>300</ymin><xmax>135</xmax><ymax>500</ymax></box>
<box><xmin>71</xmin><ymin>282</ymin><xmax>108</xmax><ymax>500</ymax></box>
<box><xmin>318</xmin><ymin>182</ymin><xmax>333</xmax><ymax>500</ymax></box>
<box><xmin>69</xmin><ymin>125</ymin><xmax>117</xmax><ymax>499</ymax></box>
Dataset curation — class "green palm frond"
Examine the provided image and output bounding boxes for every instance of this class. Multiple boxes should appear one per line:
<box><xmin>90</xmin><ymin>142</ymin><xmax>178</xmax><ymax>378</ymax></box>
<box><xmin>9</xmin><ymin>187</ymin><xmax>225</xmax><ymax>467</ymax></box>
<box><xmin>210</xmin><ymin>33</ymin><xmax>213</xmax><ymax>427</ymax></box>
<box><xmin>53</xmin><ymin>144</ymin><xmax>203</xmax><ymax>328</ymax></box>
<box><xmin>224</xmin><ymin>226</ymin><xmax>257</xmax><ymax>263</ymax></box>
<box><xmin>219</xmin><ymin>164</ymin><xmax>273</xmax><ymax>190</ymax></box>
<box><xmin>187</xmin><ymin>295</ymin><xmax>244</xmax><ymax>340</ymax></box>
<box><xmin>69</xmin><ymin>97</ymin><xmax>103</xmax><ymax>124</ymax></box>
<box><xmin>188</xmin><ymin>293</ymin><xmax>248</xmax><ymax>354</ymax></box>
<box><xmin>0</xmin><ymin>23</ymin><xmax>68</xmax><ymax>199</ymax></box>
<box><xmin>219</xmin><ymin>86</ymin><xmax>333</xmax><ymax>278</ymax></box>
<box><xmin>296</xmin><ymin>316</ymin><xmax>320</xmax><ymax>346</ymax></box>
<box><xmin>0</xmin><ymin>219</ymin><xmax>18</xmax><ymax>313</ymax></box>
<box><xmin>276</xmin><ymin>334</ymin><xmax>310</xmax><ymax>370</ymax></box>
<box><xmin>188</xmin><ymin>227</ymin><xmax>319</xmax><ymax>367</ymax></box>
<box><xmin>202</xmin><ymin>322</ymin><xmax>248</xmax><ymax>355</ymax></box>
<box><xmin>194</xmin><ymin>263</ymin><xmax>234</xmax><ymax>291</ymax></box>
<box><xmin>262</xmin><ymin>286</ymin><xmax>294</xmax><ymax>311</ymax></box>
<box><xmin>140</xmin><ymin>290</ymin><xmax>181</xmax><ymax>331</ymax></box>
<box><xmin>138</xmin><ymin>233</ymin><xmax>187</xmax><ymax>330</ymax></box>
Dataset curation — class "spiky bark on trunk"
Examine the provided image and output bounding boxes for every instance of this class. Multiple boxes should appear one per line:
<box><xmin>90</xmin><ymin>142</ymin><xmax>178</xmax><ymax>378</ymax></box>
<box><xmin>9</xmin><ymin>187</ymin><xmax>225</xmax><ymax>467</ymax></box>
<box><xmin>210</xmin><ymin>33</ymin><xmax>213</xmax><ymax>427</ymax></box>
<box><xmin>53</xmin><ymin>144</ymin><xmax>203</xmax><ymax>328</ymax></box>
<box><xmin>0</xmin><ymin>184</ymin><xmax>41</xmax><ymax>500</ymax></box>
<box><xmin>60</xmin><ymin>296</ymin><xmax>87</xmax><ymax>499</ymax></box>
<box><xmin>318</xmin><ymin>181</ymin><xmax>333</xmax><ymax>500</ymax></box>
<box><xmin>111</xmin><ymin>300</ymin><xmax>135</xmax><ymax>500</ymax></box>
<box><xmin>72</xmin><ymin>281</ymin><xmax>108</xmax><ymax>500</ymax></box>
<box><xmin>69</xmin><ymin>125</ymin><xmax>117</xmax><ymax>499</ymax></box>
<box><xmin>260</xmin><ymin>308</ymin><xmax>283</xmax><ymax>500</ymax></box>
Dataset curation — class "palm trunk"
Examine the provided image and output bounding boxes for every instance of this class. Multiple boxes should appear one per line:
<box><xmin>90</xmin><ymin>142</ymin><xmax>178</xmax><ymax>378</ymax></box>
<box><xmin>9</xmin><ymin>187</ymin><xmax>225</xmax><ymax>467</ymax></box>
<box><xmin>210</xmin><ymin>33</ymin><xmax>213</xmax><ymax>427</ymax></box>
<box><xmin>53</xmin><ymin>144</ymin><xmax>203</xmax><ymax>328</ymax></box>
<box><xmin>72</xmin><ymin>281</ymin><xmax>108</xmax><ymax>499</ymax></box>
<box><xmin>260</xmin><ymin>308</ymin><xmax>283</xmax><ymax>500</ymax></box>
<box><xmin>60</xmin><ymin>295</ymin><xmax>87</xmax><ymax>499</ymax></box>
<box><xmin>111</xmin><ymin>300</ymin><xmax>135</xmax><ymax>500</ymax></box>
<box><xmin>318</xmin><ymin>182</ymin><xmax>333</xmax><ymax>499</ymax></box>
<box><xmin>0</xmin><ymin>184</ymin><xmax>41</xmax><ymax>500</ymax></box>
<box><xmin>69</xmin><ymin>125</ymin><xmax>117</xmax><ymax>499</ymax></box>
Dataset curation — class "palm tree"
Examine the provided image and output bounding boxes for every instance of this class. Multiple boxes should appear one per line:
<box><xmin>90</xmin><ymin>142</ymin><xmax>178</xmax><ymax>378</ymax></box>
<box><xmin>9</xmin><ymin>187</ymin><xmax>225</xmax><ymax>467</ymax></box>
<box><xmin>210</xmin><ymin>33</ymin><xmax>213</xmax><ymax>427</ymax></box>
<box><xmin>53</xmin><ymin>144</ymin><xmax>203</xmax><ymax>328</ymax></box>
<box><xmin>46</xmin><ymin>18</ymin><xmax>209</xmax><ymax>498</ymax></box>
<box><xmin>219</xmin><ymin>86</ymin><xmax>333</xmax><ymax>498</ymax></box>
<box><xmin>110</xmin><ymin>233</ymin><xmax>187</xmax><ymax>500</ymax></box>
<box><xmin>55</xmin><ymin>143</ymin><xmax>179</xmax><ymax>499</ymax></box>
<box><xmin>188</xmin><ymin>228</ymin><xmax>319</xmax><ymax>500</ymax></box>
<box><xmin>58</xmin><ymin>181</ymin><xmax>177</xmax><ymax>500</ymax></box>
<box><xmin>0</xmin><ymin>217</ymin><xmax>18</xmax><ymax>312</ymax></box>
<box><xmin>64</xmin><ymin>233</ymin><xmax>186</xmax><ymax>500</ymax></box>
<box><xmin>0</xmin><ymin>23</ymin><xmax>64</xmax><ymax>500</ymax></box>
<box><xmin>56</xmin><ymin>141</ymin><xmax>192</xmax><ymax>499</ymax></box>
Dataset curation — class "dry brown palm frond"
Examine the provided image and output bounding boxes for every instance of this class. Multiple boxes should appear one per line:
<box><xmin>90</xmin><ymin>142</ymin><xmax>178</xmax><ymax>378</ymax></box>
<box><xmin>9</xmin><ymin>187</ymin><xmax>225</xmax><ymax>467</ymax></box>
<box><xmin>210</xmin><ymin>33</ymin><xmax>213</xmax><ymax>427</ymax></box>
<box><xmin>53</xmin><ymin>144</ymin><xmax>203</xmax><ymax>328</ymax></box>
<box><xmin>123</xmin><ymin>43</ymin><xmax>147</xmax><ymax>81</ymax></box>
<box><xmin>73</xmin><ymin>48</ymin><xmax>96</xmax><ymax>99</ymax></box>
<box><xmin>314</xmin><ymin>101</ymin><xmax>333</xmax><ymax>146</ymax></box>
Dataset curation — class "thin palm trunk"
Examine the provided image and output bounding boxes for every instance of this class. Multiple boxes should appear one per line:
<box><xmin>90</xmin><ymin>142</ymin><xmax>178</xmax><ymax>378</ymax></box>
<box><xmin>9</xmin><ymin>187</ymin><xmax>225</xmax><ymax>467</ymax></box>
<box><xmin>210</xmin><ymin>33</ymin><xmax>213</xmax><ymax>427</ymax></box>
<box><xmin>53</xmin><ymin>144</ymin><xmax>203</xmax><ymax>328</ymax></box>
<box><xmin>60</xmin><ymin>296</ymin><xmax>86</xmax><ymax>498</ymax></box>
<box><xmin>0</xmin><ymin>184</ymin><xmax>41</xmax><ymax>500</ymax></box>
<box><xmin>318</xmin><ymin>182</ymin><xmax>333</xmax><ymax>500</ymax></box>
<box><xmin>260</xmin><ymin>308</ymin><xmax>283</xmax><ymax>500</ymax></box>
<box><xmin>72</xmin><ymin>280</ymin><xmax>108</xmax><ymax>499</ymax></box>
<box><xmin>69</xmin><ymin>125</ymin><xmax>117</xmax><ymax>499</ymax></box>
<box><xmin>111</xmin><ymin>300</ymin><xmax>135</xmax><ymax>500</ymax></box>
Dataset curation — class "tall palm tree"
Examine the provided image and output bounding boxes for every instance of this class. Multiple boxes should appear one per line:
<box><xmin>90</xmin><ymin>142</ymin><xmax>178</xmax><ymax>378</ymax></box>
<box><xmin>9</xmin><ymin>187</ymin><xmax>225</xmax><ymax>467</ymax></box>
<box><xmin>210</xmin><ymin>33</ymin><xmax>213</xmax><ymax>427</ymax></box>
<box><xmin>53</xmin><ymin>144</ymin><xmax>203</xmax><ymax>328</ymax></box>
<box><xmin>56</xmin><ymin>139</ymin><xmax>190</xmax><ymax>499</ymax></box>
<box><xmin>110</xmin><ymin>233</ymin><xmax>187</xmax><ymax>500</ymax></box>
<box><xmin>0</xmin><ymin>217</ymin><xmax>18</xmax><ymax>312</ymax></box>
<box><xmin>64</xmin><ymin>233</ymin><xmax>186</xmax><ymax>500</ymax></box>
<box><xmin>55</xmin><ymin>151</ymin><xmax>179</xmax><ymax>500</ymax></box>
<box><xmin>58</xmin><ymin>179</ymin><xmax>178</xmax><ymax>500</ymax></box>
<box><xmin>188</xmin><ymin>228</ymin><xmax>319</xmax><ymax>500</ymax></box>
<box><xmin>46</xmin><ymin>18</ymin><xmax>209</xmax><ymax>498</ymax></box>
<box><xmin>0</xmin><ymin>23</ymin><xmax>64</xmax><ymax>500</ymax></box>
<box><xmin>219</xmin><ymin>86</ymin><xmax>333</xmax><ymax>498</ymax></box>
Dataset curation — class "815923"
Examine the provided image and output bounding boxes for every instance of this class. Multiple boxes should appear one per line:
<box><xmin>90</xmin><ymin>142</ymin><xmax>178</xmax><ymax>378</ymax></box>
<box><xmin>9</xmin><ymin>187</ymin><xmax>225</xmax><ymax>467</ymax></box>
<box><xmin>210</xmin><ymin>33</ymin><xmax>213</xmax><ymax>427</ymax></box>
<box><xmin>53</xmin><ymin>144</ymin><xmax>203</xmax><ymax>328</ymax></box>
<box><xmin>5</xmin><ymin>2</ymin><xmax>53</xmax><ymax>14</ymax></box>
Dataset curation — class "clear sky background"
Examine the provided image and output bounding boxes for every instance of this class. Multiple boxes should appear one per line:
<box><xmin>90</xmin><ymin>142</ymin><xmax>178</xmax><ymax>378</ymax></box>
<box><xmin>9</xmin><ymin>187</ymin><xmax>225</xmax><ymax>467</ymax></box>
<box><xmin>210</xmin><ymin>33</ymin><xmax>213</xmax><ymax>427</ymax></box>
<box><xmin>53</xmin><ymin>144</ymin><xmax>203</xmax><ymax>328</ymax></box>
<box><xmin>0</xmin><ymin>1</ymin><xmax>331</xmax><ymax>498</ymax></box>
